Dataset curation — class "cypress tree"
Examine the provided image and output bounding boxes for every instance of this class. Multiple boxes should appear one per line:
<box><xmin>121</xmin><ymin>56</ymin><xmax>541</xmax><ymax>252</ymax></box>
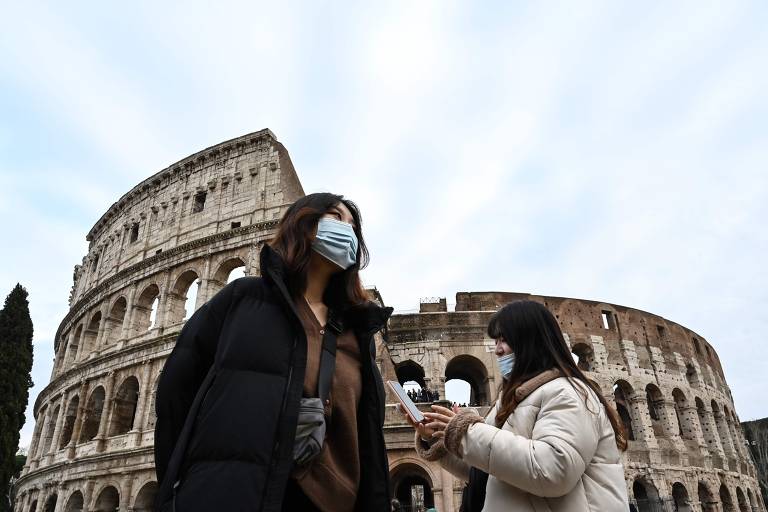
<box><xmin>0</xmin><ymin>284</ymin><xmax>34</xmax><ymax>512</ymax></box>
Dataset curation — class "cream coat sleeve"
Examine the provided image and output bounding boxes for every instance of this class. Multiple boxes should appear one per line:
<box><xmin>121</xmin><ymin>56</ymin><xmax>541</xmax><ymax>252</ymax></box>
<box><xmin>459</xmin><ymin>388</ymin><xmax>599</xmax><ymax>498</ymax></box>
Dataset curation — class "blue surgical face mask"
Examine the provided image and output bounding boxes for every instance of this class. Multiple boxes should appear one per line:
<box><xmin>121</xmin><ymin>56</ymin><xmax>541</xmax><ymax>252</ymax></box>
<box><xmin>497</xmin><ymin>353</ymin><xmax>515</xmax><ymax>380</ymax></box>
<box><xmin>312</xmin><ymin>217</ymin><xmax>358</xmax><ymax>270</ymax></box>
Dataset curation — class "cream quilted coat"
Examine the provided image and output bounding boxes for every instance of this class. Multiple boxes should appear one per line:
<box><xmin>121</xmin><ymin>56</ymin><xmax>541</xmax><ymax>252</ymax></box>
<box><xmin>418</xmin><ymin>377</ymin><xmax>629</xmax><ymax>512</ymax></box>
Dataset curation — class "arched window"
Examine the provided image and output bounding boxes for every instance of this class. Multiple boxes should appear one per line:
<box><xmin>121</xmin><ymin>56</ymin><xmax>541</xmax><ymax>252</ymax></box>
<box><xmin>79</xmin><ymin>386</ymin><xmax>105</xmax><ymax>442</ymax></box>
<box><xmin>29</xmin><ymin>500</ymin><xmax>38</xmax><ymax>512</ymax></box>
<box><xmin>390</xmin><ymin>463</ymin><xmax>434</xmax><ymax>512</ymax></box>
<box><xmin>166</xmin><ymin>270</ymin><xmax>201</xmax><ymax>325</ymax></box>
<box><xmin>685</xmin><ymin>363</ymin><xmax>699</xmax><ymax>387</ymax></box>
<box><xmin>632</xmin><ymin>478</ymin><xmax>660</xmax><ymax>512</ymax></box>
<box><xmin>719</xmin><ymin>484</ymin><xmax>735</xmax><ymax>512</ymax></box>
<box><xmin>93</xmin><ymin>486</ymin><xmax>119</xmax><ymax>512</ymax></box>
<box><xmin>571</xmin><ymin>342</ymin><xmax>595</xmax><ymax>372</ymax></box>
<box><xmin>672</xmin><ymin>388</ymin><xmax>696</xmax><ymax>440</ymax></box>
<box><xmin>445</xmin><ymin>355</ymin><xmax>490</xmax><ymax>406</ymax></box>
<box><xmin>671</xmin><ymin>482</ymin><xmax>692</xmax><ymax>512</ymax></box>
<box><xmin>43</xmin><ymin>494</ymin><xmax>57</xmax><ymax>512</ymax></box>
<box><xmin>41</xmin><ymin>405</ymin><xmax>60</xmax><ymax>454</ymax></box>
<box><xmin>645</xmin><ymin>384</ymin><xmax>662</xmax><ymax>422</ymax></box>
<box><xmin>64</xmin><ymin>491</ymin><xmax>84</xmax><ymax>512</ymax></box>
<box><xmin>67</xmin><ymin>324</ymin><xmax>83</xmax><ymax>365</ymax></box>
<box><xmin>211</xmin><ymin>257</ymin><xmax>248</xmax><ymax>296</ymax></box>
<box><xmin>698</xmin><ymin>482</ymin><xmax>715</xmax><ymax>512</ymax></box>
<box><xmin>736</xmin><ymin>487</ymin><xmax>748</xmax><ymax>512</ymax></box>
<box><xmin>80</xmin><ymin>312</ymin><xmax>102</xmax><ymax>360</ymax></box>
<box><xmin>104</xmin><ymin>297</ymin><xmax>127</xmax><ymax>346</ymax></box>
<box><xmin>613</xmin><ymin>381</ymin><xmax>636</xmax><ymax>441</ymax></box>
<box><xmin>133</xmin><ymin>482</ymin><xmax>158</xmax><ymax>512</ymax></box>
<box><xmin>59</xmin><ymin>395</ymin><xmax>79</xmax><ymax>449</ymax></box>
<box><xmin>133</xmin><ymin>284</ymin><xmax>160</xmax><ymax>334</ymax></box>
<box><xmin>109</xmin><ymin>376</ymin><xmax>140</xmax><ymax>436</ymax></box>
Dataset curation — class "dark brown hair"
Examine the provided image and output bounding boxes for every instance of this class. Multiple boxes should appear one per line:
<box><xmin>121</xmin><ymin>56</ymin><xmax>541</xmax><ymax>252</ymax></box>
<box><xmin>270</xmin><ymin>193</ymin><xmax>370</xmax><ymax>309</ymax></box>
<box><xmin>488</xmin><ymin>300</ymin><xmax>627</xmax><ymax>451</ymax></box>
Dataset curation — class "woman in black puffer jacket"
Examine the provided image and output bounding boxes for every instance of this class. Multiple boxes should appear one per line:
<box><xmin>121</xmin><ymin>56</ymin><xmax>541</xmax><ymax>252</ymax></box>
<box><xmin>154</xmin><ymin>193</ymin><xmax>393</xmax><ymax>512</ymax></box>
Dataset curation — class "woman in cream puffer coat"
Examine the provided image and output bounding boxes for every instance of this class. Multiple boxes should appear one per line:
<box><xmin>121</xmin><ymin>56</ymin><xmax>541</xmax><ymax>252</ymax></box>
<box><xmin>402</xmin><ymin>300</ymin><xmax>630</xmax><ymax>512</ymax></box>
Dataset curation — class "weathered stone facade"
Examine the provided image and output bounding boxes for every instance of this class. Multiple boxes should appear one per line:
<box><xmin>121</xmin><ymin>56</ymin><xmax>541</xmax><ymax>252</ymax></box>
<box><xmin>13</xmin><ymin>131</ymin><xmax>764</xmax><ymax>512</ymax></box>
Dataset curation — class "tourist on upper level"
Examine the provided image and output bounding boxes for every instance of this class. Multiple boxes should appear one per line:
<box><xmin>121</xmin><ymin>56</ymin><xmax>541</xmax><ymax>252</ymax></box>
<box><xmin>154</xmin><ymin>193</ymin><xmax>393</xmax><ymax>512</ymax></box>
<box><xmin>400</xmin><ymin>300</ymin><xmax>629</xmax><ymax>512</ymax></box>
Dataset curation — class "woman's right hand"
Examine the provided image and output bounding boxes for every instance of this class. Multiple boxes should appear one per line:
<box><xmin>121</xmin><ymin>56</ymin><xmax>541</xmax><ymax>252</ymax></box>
<box><xmin>397</xmin><ymin>404</ymin><xmax>436</xmax><ymax>441</ymax></box>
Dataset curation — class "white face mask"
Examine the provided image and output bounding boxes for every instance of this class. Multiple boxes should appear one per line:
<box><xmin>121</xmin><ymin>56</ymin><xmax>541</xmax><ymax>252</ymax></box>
<box><xmin>497</xmin><ymin>353</ymin><xmax>515</xmax><ymax>380</ymax></box>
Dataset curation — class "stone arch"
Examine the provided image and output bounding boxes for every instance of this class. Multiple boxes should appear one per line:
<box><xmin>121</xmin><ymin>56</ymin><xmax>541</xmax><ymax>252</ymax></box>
<box><xmin>720</xmin><ymin>484</ymin><xmax>735</xmax><ymax>512</ymax></box>
<box><xmin>79</xmin><ymin>385</ymin><xmax>106</xmax><ymax>442</ymax></box>
<box><xmin>672</xmin><ymin>482</ymin><xmax>693</xmax><ymax>512</ymax></box>
<box><xmin>698</xmin><ymin>481</ymin><xmax>716</xmax><ymax>512</ymax></box>
<box><xmin>64</xmin><ymin>490</ymin><xmax>84</xmax><ymax>512</ymax></box>
<box><xmin>736</xmin><ymin>487</ymin><xmax>748</xmax><ymax>512</ymax></box>
<box><xmin>133</xmin><ymin>481</ymin><xmax>157</xmax><ymax>512</ymax></box>
<box><xmin>43</xmin><ymin>494</ymin><xmax>57</xmax><ymax>512</ymax></box>
<box><xmin>92</xmin><ymin>485</ymin><xmax>120</xmax><ymax>512</ymax></box>
<box><xmin>632</xmin><ymin>476</ymin><xmax>661</xmax><ymax>512</ymax></box>
<box><xmin>133</xmin><ymin>284</ymin><xmax>160</xmax><ymax>334</ymax></box>
<box><xmin>109</xmin><ymin>376</ymin><xmax>140</xmax><ymax>436</ymax></box>
<box><xmin>685</xmin><ymin>363</ymin><xmax>700</xmax><ymax>388</ymax></box>
<box><xmin>395</xmin><ymin>360</ymin><xmax>426</xmax><ymax>389</ymax></box>
<box><xmin>390</xmin><ymin>461</ymin><xmax>435</xmax><ymax>512</ymax></box>
<box><xmin>103</xmin><ymin>296</ymin><xmax>127</xmax><ymax>346</ymax></box>
<box><xmin>613</xmin><ymin>380</ymin><xmax>636</xmax><ymax>441</ymax></box>
<box><xmin>644</xmin><ymin>383</ymin><xmax>664</xmax><ymax>434</ymax></box>
<box><xmin>59</xmin><ymin>395</ymin><xmax>79</xmax><ymax>448</ymax></box>
<box><xmin>711</xmin><ymin>400</ymin><xmax>737</xmax><ymax>465</ymax></box>
<box><xmin>167</xmin><ymin>269</ymin><xmax>201</xmax><ymax>325</ymax></box>
<box><xmin>80</xmin><ymin>311</ymin><xmax>102</xmax><ymax>360</ymax></box>
<box><xmin>673</xmin><ymin>388</ymin><xmax>697</xmax><ymax>441</ymax></box>
<box><xmin>41</xmin><ymin>403</ymin><xmax>60</xmax><ymax>454</ymax></box>
<box><xmin>67</xmin><ymin>324</ymin><xmax>83</xmax><ymax>365</ymax></box>
<box><xmin>571</xmin><ymin>342</ymin><xmax>595</xmax><ymax>372</ymax></box>
<box><xmin>213</xmin><ymin>256</ymin><xmax>247</xmax><ymax>284</ymax></box>
<box><xmin>444</xmin><ymin>354</ymin><xmax>490</xmax><ymax>406</ymax></box>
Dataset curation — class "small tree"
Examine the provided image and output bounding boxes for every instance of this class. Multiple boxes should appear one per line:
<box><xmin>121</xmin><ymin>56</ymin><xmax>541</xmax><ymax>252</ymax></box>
<box><xmin>0</xmin><ymin>285</ymin><xmax>34</xmax><ymax>512</ymax></box>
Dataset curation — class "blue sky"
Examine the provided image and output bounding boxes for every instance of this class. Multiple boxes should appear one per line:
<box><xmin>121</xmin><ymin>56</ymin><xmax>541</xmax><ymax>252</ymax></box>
<box><xmin>1</xmin><ymin>1</ymin><xmax>767</xmax><ymax>448</ymax></box>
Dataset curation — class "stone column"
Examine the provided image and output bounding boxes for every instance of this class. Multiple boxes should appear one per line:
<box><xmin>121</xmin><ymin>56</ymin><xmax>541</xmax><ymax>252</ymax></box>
<box><xmin>96</xmin><ymin>372</ymin><xmax>117</xmax><ymax>451</ymax></box>
<box><xmin>67</xmin><ymin>380</ymin><xmax>89</xmax><ymax>458</ymax></box>
<box><xmin>95</xmin><ymin>305</ymin><xmax>109</xmax><ymax>350</ymax></box>
<box><xmin>714</xmin><ymin>408</ymin><xmax>738</xmax><ymax>468</ymax></box>
<box><xmin>440</xmin><ymin>467</ymin><xmax>455</xmax><ymax>512</ymax></box>
<box><xmin>47</xmin><ymin>396</ymin><xmax>66</xmax><ymax>460</ymax></box>
<box><xmin>82</xmin><ymin>479</ymin><xmax>96</xmax><ymax>512</ymax></box>
<box><xmin>132</xmin><ymin>362</ymin><xmax>154</xmax><ymax>445</ymax></box>
<box><xmin>699</xmin><ymin>403</ymin><xmax>725</xmax><ymax>468</ymax></box>
<box><xmin>74</xmin><ymin>325</ymin><xmax>88</xmax><ymax>363</ymax></box>
<box><xmin>195</xmin><ymin>257</ymin><xmax>213</xmax><ymax>309</ymax></box>
<box><xmin>121</xmin><ymin>473</ymin><xmax>134</xmax><ymax>512</ymax></box>
<box><xmin>628</xmin><ymin>395</ymin><xmax>658</xmax><ymax>449</ymax></box>
<box><xmin>120</xmin><ymin>287</ymin><xmax>137</xmax><ymax>342</ymax></box>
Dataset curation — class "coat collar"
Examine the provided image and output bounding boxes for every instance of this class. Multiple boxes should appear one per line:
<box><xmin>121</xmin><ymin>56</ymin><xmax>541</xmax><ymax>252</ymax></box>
<box><xmin>260</xmin><ymin>243</ymin><xmax>393</xmax><ymax>336</ymax></box>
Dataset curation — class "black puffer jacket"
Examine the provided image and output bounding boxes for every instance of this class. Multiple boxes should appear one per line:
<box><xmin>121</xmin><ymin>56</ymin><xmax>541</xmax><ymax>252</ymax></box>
<box><xmin>154</xmin><ymin>244</ymin><xmax>393</xmax><ymax>511</ymax></box>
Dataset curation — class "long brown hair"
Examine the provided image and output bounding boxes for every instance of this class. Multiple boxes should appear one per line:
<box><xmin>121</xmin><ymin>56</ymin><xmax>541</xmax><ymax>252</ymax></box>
<box><xmin>488</xmin><ymin>300</ymin><xmax>627</xmax><ymax>451</ymax></box>
<box><xmin>270</xmin><ymin>193</ymin><xmax>370</xmax><ymax>309</ymax></box>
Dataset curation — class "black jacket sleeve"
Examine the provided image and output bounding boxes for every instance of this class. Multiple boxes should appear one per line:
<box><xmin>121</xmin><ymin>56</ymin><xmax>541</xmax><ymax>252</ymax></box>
<box><xmin>154</xmin><ymin>280</ymin><xmax>237</xmax><ymax>484</ymax></box>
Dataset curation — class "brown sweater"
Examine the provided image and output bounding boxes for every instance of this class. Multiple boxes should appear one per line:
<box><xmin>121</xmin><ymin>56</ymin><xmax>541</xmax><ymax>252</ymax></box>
<box><xmin>293</xmin><ymin>298</ymin><xmax>362</xmax><ymax>512</ymax></box>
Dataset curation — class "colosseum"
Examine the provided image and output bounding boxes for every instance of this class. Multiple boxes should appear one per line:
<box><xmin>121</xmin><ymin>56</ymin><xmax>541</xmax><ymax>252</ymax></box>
<box><xmin>12</xmin><ymin>130</ymin><xmax>765</xmax><ymax>512</ymax></box>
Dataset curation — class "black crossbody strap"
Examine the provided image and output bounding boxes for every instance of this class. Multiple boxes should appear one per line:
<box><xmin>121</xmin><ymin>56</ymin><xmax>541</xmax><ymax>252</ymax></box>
<box><xmin>317</xmin><ymin>313</ymin><xmax>342</xmax><ymax>404</ymax></box>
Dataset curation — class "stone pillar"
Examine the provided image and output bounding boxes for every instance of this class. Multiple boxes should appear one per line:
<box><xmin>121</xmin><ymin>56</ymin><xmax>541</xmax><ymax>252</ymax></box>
<box><xmin>699</xmin><ymin>403</ymin><xmax>725</xmax><ymax>468</ymax></box>
<box><xmin>628</xmin><ymin>395</ymin><xmax>658</xmax><ymax>449</ymax></box>
<box><xmin>95</xmin><ymin>305</ymin><xmax>109</xmax><ymax>350</ymax></box>
<box><xmin>440</xmin><ymin>467</ymin><xmax>455</xmax><ymax>512</ymax></box>
<box><xmin>74</xmin><ymin>325</ymin><xmax>88</xmax><ymax>362</ymax></box>
<box><xmin>67</xmin><ymin>380</ymin><xmax>89</xmax><ymax>458</ymax></box>
<box><xmin>82</xmin><ymin>479</ymin><xmax>96</xmax><ymax>512</ymax></box>
<box><xmin>620</xmin><ymin>340</ymin><xmax>640</xmax><ymax>375</ymax></box>
<box><xmin>714</xmin><ymin>408</ymin><xmax>738</xmax><ymax>468</ymax></box>
<box><xmin>132</xmin><ymin>362</ymin><xmax>154</xmax><ymax>445</ymax></box>
<box><xmin>96</xmin><ymin>372</ymin><xmax>117</xmax><ymax>451</ymax></box>
<box><xmin>195</xmin><ymin>257</ymin><xmax>213</xmax><ymax>308</ymax></box>
<box><xmin>121</xmin><ymin>473</ymin><xmax>134</xmax><ymax>512</ymax></box>
<box><xmin>47</xmin><ymin>396</ymin><xmax>66</xmax><ymax>460</ymax></box>
<box><xmin>589</xmin><ymin>335</ymin><xmax>609</xmax><ymax>371</ymax></box>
